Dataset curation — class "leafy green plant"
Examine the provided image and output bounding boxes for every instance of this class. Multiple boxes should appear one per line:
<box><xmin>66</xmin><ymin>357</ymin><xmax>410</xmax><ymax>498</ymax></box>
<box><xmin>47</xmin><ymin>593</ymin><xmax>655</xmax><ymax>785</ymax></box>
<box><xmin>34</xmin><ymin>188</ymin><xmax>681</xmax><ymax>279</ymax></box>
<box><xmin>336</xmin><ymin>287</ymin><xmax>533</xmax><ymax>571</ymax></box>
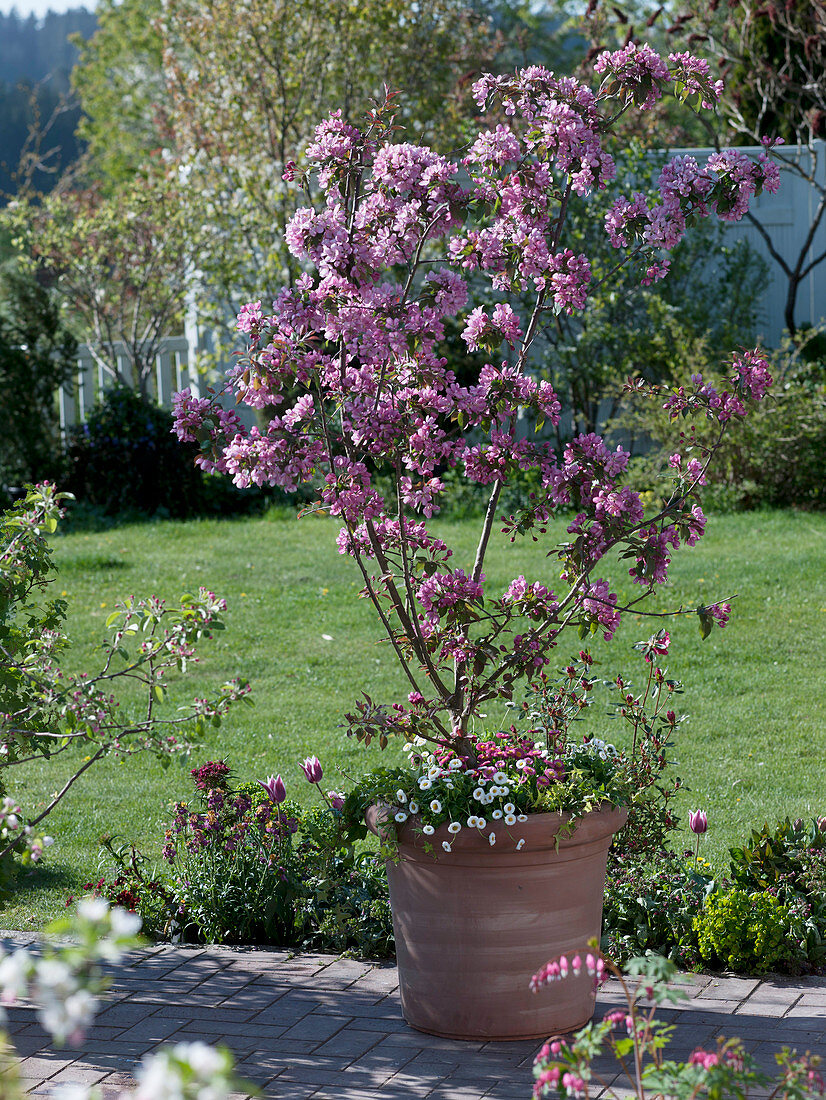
<box><xmin>0</xmin><ymin>484</ymin><xmax>251</xmax><ymax>900</ymax></box>
<box><xmin>729</xmin><ymin>816</ymin><xmax>826</xmax><ymax>893</ymax></box>
<box><xmin>693</xmin><ymin>887</ymin><xmax>799</xmax><ymax>974</ymax></box>
<box><xmin>86</xmin><ymin>759</ymin><xmax>394</xmax><ymax>956</ymax></box>
<box><xmin>602</xmin><ymin>850</ymin><xmax>709</xmax><ymax>967</ymax></box>
<box><xmin>293</xmin><ymin>805</ymin><xmax>393</xmax><ymax>956</ymax></box>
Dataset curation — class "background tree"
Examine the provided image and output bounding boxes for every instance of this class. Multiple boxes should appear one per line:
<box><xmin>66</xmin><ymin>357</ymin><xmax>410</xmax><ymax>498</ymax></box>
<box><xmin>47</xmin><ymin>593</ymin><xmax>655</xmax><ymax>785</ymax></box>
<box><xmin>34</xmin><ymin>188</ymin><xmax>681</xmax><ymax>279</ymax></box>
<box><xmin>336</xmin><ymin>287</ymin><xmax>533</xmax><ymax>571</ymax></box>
<box><xmin>69</xmin><ymin>0</ymin><xmax>164</xmax><ymax>185</ymax></box>
<box><xmin>579</xmin><ymin>0</ymin><xmax>826</xmax><ymax>340</ymax></box>
<box><xmin>0</xmin><ymin>262</ymin><xmax>76</xmax><ymax>493</ymax></box>
<box><xmin>4</xmin><ymin>165</ymin><xmax>202</xmax><ymax>397</ymax></box>
<box><xmin>0</xmin><ymin>8</ymin><xmax>96</xmax><ymax>201</ymax></box>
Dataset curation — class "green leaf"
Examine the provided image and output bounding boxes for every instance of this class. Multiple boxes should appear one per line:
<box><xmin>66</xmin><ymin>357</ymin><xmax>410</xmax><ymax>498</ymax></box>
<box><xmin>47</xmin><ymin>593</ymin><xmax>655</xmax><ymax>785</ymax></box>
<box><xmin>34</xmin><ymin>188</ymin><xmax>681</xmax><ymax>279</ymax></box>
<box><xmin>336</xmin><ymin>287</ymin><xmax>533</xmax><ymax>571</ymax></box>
<box><xmin>153</xmin><ymin>684</ymin><xmax>165</xmax><ymax>703</ymax></box>
<box><xmin>105</xmin><ymin>611</ymin><xmax>121</xmax><ymax>628</ymax></box>
<box><xmin>697</xmin><ymin>606</ymin><xmax>713</xmax><ymax>640</ymax></box>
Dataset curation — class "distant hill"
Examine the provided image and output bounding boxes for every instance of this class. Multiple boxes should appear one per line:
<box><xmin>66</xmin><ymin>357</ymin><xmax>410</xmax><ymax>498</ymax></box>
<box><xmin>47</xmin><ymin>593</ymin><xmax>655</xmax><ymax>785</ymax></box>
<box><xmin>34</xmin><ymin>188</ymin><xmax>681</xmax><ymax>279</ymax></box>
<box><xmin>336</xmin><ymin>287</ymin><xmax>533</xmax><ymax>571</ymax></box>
<box><xmin>0</xmin><ymin>8</ymin><xmax>97</xmax><ymax>90</ymax></box>
<box><xmin>0</xmin><ymin>7</ymin><xmax>97</xmax><ymax>199</ymax></box>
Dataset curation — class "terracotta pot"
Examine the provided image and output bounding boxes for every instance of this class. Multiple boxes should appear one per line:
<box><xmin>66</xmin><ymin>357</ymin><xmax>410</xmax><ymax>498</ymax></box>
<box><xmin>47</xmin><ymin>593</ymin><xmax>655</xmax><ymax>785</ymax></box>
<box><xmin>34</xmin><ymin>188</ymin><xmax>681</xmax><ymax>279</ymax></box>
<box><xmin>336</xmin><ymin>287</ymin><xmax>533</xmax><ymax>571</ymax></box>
<box><xmin>366</xmin><ymin>804</ymin><xmax>627</xmax><ymax>1041</ymax></box>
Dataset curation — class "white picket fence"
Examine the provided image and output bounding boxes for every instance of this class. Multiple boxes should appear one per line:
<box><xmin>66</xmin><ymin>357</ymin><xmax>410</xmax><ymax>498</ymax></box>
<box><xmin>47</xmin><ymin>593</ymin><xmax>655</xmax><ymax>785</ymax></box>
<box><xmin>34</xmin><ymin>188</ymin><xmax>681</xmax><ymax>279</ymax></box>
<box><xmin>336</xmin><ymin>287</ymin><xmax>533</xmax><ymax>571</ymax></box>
<box><xmin>58</xmin><ymin>336</ymin><xmax>199</xmax><ymax>438</ymax></box>
<box><xmin>58</xmin><ymin>142</ymin><xmax>826</xmax><ymax>432</ymax></box>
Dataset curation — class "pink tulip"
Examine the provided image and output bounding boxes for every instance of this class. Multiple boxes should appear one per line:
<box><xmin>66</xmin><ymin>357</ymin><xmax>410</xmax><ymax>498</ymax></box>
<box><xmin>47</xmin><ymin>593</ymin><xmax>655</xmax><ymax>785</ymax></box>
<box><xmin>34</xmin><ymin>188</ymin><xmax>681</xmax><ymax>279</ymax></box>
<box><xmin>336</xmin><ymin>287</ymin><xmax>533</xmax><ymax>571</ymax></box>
<box><xmin>258</xmin><ymin>774</ymin><xmax>286</xmax><ymax>803</ymax></box>
<box><xmin>300</xmin><ymin>755</ymin><xmax>323</xmax><ymax>784</ymax></box>
<box><xmin>688</xmin><ymin>809</ymin><xmax>708</xmax><ymax>834</ymax></box>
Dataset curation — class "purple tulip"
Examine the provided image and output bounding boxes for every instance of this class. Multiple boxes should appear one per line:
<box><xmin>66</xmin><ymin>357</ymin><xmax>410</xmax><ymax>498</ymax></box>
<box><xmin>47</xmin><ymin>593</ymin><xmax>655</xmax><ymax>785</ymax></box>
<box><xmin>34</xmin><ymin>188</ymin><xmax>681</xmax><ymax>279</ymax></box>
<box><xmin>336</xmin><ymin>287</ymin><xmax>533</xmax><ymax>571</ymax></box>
<box><xmin>300</xmin><ymin>755</ymin><xmax>324</xmax><ymax>784</ymax></box>
<box><xmin>258</xmin><ymin>774</ymin><xmax>286</xmax><ymax>804</ymax></box>
<box><xmin>688</xmin><ymin>809</ymin><xmax>708</xmax><ymax>835</ymax></box>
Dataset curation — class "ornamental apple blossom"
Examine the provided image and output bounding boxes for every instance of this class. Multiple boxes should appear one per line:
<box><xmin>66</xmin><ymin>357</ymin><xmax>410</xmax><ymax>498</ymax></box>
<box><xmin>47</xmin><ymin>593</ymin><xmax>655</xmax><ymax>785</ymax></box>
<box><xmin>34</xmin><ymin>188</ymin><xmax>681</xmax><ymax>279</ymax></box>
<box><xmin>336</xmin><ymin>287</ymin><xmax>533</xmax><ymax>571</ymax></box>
<box><xmin>173</xmin><ymin>56</ymin><xmax>778</xmax><ymax>760</ymax></box>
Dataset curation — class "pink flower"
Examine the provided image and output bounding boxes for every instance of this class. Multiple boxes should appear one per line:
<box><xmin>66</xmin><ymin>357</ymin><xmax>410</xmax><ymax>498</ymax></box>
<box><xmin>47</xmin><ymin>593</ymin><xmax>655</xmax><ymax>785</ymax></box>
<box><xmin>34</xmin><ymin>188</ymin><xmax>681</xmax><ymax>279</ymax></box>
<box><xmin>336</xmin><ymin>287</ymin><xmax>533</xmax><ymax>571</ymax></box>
<box><xmin>258</xmin><ymin>774</ymin><xmax>286</xmax><ymax>804</ymax></box>
<box><xmin>300</xmin><ymin>756</ymin><xmax>324</xmax><ymax>784</ymax></box>
<box><xmin>688</xmin><ymin>809</ymin><xmax>708</xmax><ymax>834</ymax></box>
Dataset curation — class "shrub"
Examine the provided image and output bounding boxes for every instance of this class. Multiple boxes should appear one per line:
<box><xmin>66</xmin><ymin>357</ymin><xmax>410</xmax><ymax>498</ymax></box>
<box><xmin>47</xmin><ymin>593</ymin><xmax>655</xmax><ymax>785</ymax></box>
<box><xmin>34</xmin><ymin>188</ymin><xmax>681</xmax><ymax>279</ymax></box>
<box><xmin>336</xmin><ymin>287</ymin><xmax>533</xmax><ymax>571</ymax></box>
<box><xmin>729</xmin><ymin>816</ymin><xmax>826</xmax><ymax>894</ymax></box>
<box><xmin>620</xmin><ymin>335</ymin><xmax>826</xmax><ymax>512</ymax></box>
<box><xmin>693</xmin><ymin>887</ymin><xmax>800</xmax><ymax>973</ymax></box>
<box><xmin>66</xmin><ymin>387</ymin><xmax>204</xmax><ymax>516</ymax></box>
<box><xmin>0</xmin><ymin>264</ymin><xmax>76</xmax><ymax>495</ymax></box>
<box><xmin>87</xmin><ymin>760</ymin><xmax>394</xmax><ymax>956</ymax></box>
<box><xmin>602</xmin><ymin>851</ymin><xmax>708</xmax><ymax>967</ymax></box>
<box><xmin>65</xmin><ymin>386</ymin><xmax>279</xmax><ymax>518</ymax></box>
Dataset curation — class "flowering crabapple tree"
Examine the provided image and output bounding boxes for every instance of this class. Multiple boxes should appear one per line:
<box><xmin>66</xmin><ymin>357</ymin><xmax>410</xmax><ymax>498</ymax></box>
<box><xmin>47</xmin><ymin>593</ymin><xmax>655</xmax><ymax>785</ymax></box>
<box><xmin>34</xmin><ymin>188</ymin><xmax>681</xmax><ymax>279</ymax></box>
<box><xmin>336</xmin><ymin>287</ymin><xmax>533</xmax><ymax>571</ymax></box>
<box><xmin>0</xmin><ymin>484</ymin><xmax>251</xmax><ymax>879</ymax></box>
<box><xmin>174</xmin><ymin>48</ymin><xmax>779</xmax><ymax>762</ymax></box>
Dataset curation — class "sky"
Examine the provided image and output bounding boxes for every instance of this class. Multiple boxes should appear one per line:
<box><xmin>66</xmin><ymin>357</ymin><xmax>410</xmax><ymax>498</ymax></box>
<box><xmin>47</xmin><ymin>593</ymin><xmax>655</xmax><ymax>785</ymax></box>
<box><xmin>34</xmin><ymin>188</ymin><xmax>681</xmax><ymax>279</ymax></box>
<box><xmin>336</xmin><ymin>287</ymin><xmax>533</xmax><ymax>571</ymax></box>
<box><xmin>0</xmin><ymin>0</ymin><xmax>95</xmax><ymax>16</ymax></box>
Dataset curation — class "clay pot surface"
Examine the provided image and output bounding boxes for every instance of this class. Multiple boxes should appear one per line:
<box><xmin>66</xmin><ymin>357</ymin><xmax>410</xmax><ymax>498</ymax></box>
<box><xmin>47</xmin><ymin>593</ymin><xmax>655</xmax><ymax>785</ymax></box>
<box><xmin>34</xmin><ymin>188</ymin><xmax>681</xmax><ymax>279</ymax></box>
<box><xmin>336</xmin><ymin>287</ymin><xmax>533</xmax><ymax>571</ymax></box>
<box><xmin>366</xmin><ymin>804</ymin><xmax>627</xmax><ymax>1041</ymax></box>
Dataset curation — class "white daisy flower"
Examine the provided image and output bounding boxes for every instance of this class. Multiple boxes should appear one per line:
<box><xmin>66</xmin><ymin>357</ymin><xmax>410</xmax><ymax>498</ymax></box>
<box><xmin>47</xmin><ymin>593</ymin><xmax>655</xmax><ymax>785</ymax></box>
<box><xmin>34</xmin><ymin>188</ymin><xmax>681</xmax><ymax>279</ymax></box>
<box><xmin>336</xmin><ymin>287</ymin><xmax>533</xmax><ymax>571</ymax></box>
<box><xmin>409</xmin><ymin>801</ymin><xmax>419</xmax><ymax>814</ymax></box>
<box><xmin>395</xmin><ymin>811</ymin><xmax>408</xmax><ymax>823</ymax></box>
<box><xmin>428</xmin><ymin>766</ymin><xmax>441</xmax><ymax>780</ymax></box>
<box><xmin>472</xmin><ymin>787</ymin><xmax>485</xmax><ymax>801</ymax></box>
<box><xmin>483</xmin><ymin>792</ymin><xmax>495</xmax><ymax>804</ymax></box>
<box><xmin>448</xmin><ymin>821</ymin><xmax>461</xmax><ymax>834</ymax></box>
<box><xmin>489</xmin><ymin>832</ymin><xmax>496</xmax><ymax>846</ymax></box>
<box><xmin>396</xmin><ymin>790</ymin><xmax>407</xmax><ymax>803</ymax></box>
<box><xmin>444</xmin><ymin>779</ymin><xmax>454</xmax><ymax>789</ymax></box>
<box><xmin>442</xmin><ymin>841</ymin><xmax>452</xmax><ymax>853</ymax></box>
<box><xmin>516</xmin><ymin>838</ymin><xmax>526</xmax><ymax>851</ymax></box>
<box><xmin>418</xmin><ymin>778</ymin><xmax>432</xmax><ymax>790</ymax></box>
<box><xmin>493</xmin><ymin>771</ymin><xmax>508</xmax><ymax>784</ymax></box>
<box><xmin>422</xmin><ymin>824</ymin><xmax>435</xmax><ymax>836</ymax></box>
<box><xmin>504</xmin><ymin>813</ymin><xmax>517</xmax><ymax>825</ymax></box>
<box><xmin>492</xmin><ymin>809</ymin><xmax>503</xmax><ymax>820</ymax></box>
<box><xmin>517</xmin><ymin>814</ymin><xmax>528</xmax><ymax>822</ymax></box>
<box><xmin>516</xmin><ymin>759</ymin><xmax>528</xmax><ymax>770</ymax></box>
<box><xmin>448</xmin><ymin>758</ymin><xmax>463</xmax><ymax>771</ymax></box>
<box><xmin>504</xmin><ymin>803</ymin><xmax>515</xmax><ymax>815</ymax></box>
<box><xmin>467</xmin><ymin>815</ymin><xmax>481</xmax><ymax>828</ymax></box>
<box><xmin>429</xmin><ymin>799</ymin><xmax>442</xmax><ymax>813</ymax></box>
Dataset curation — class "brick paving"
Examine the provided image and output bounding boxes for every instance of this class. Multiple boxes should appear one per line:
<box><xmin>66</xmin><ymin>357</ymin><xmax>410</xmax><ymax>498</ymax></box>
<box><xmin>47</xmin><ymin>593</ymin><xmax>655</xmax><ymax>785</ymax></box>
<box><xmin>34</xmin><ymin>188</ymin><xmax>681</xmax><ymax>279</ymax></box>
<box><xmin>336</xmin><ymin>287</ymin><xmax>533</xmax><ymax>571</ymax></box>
<box><xmin>1</xmin><ymin>933</ymin><xmax>825</xmax><ymax>1099</ymax></box>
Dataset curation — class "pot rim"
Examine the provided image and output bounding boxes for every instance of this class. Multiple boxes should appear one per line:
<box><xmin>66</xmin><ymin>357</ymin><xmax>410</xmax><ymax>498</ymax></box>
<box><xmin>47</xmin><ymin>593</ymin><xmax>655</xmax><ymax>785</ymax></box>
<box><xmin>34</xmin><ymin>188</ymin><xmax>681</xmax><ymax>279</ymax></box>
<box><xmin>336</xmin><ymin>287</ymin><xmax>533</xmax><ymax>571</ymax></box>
<box><xmin>365</xmin><ymin>801</ymin><xmax>627</xmax><ymax>853</ymax></box>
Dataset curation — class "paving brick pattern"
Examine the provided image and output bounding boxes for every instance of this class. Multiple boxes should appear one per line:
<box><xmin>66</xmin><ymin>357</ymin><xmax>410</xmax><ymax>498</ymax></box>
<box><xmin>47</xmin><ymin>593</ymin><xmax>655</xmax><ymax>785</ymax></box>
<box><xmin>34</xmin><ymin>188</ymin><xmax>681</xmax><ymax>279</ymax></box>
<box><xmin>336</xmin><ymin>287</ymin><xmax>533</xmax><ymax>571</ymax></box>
<box><xmin>2</xmin><ymin>933</ymin><xmax>825</xmax><ymax>1099</ymax></box>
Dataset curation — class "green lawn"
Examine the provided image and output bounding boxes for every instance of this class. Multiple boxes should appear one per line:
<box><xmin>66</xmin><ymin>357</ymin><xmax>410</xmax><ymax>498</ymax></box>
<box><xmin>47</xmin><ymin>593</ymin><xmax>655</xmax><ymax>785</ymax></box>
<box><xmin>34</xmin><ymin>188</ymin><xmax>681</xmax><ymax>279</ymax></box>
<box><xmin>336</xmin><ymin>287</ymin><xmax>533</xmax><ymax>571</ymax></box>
<box><xmin>3</xmin><ymin>508</ymin><xmax>826</xmax><ymax>928</ymax></box>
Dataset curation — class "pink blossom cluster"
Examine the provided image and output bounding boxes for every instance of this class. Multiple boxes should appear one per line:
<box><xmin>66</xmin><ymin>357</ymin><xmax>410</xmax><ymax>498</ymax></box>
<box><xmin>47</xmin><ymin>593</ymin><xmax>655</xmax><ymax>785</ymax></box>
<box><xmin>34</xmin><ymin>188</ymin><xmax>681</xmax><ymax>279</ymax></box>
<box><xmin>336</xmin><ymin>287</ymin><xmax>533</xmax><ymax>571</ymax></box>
<box><xmin>606</xmin><ymin>150</ymin><xmax>780</xmax><ymax>272</ymax></box>
<box><xmin>417</xmin><ymin>569</ymin><xmax>485</xmax><ymax>624</ymax></box>
<box><xmin>595</xmin><ymin>42</ymin><xmax>670</xmax><ymax>109</ymax></box>
<box><xmin>530</xmin><ymin>951</ymin><xmax>605</xmax><ymax>991</ymax></box>
<box><xmin>661</xmin><ymin>351</ymin><xmax>773</xmax><ymax>425</ymax></box>
<box><xmin>668</xmin><ymin>52</ymin><xmax>724</xmax><ymax>108</ymax></box>
<box><xmin>461</xmin><ymin>303</ymin><xmax>523</xmax><ymax>351</ymax></box>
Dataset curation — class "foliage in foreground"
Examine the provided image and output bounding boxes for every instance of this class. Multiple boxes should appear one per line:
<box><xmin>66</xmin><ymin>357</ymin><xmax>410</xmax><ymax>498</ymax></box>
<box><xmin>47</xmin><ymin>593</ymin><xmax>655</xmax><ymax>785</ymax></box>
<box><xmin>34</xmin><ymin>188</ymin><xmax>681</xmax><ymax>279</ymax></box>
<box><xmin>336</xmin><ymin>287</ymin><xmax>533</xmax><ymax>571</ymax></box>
<box><xmin>0</xmin><ymin>484</ymin><xmax>251</xmax><ymax>902</ymax></box>
<box><xmin>0</xmin><ymin>900</ymin><xmax>253</xmax><ymax>1100</ymax></box>
<box><xmin>531</xmin><ymin>947</ymin><xmax>824</xmax><ymax>1100</ymax></box>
